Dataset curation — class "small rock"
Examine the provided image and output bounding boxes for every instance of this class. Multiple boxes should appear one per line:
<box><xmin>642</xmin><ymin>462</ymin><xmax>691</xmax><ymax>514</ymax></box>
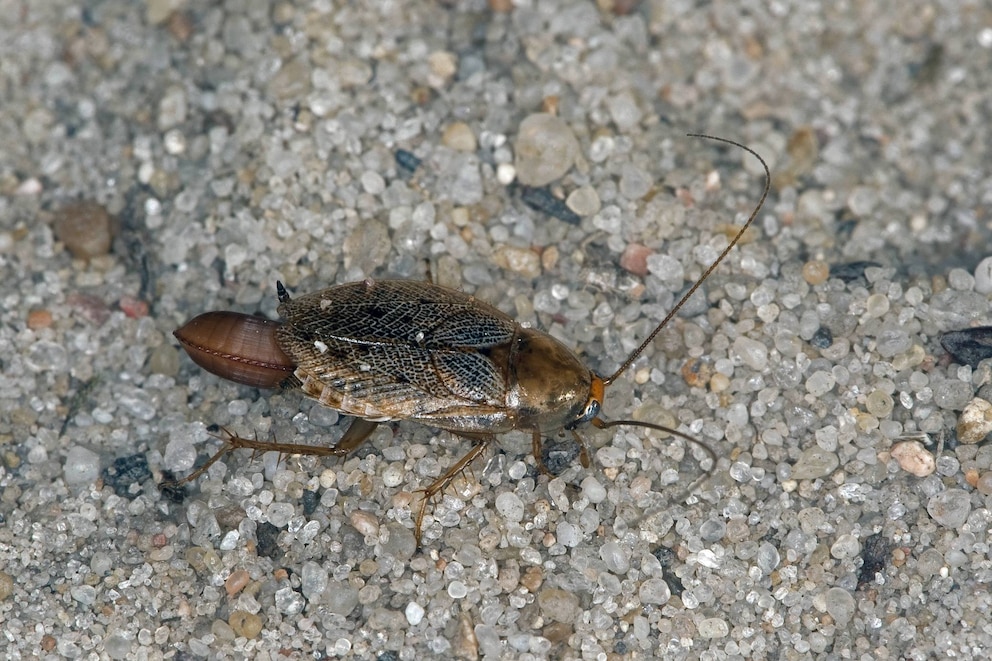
<box><xmin>53</xmin><ymin>201</ymin><xmax>116</xmax><ymax>260</ymax></box>
<box><xmin>566</xmin><ymin>185</ymin><xmax>601</xmax><ymax>216</ymax></box>
<box><xmin>926</xmin><ymin>489</ymin><xmax>971</xmax><ymax>528</ymax></box>
<box><xmin>823</xmin><ymin>587</ymin><xmax>856</xmax><ymax>626</ymax></box>
<box><xmin>537</xmin><ymin>588</ymin><xmax>580</xmax><ymax>623</ymax></box>
<box><xmin>27</xmin><ymin>308</ymin><xmax>54</xmax><ymax>330</ymax></box>
<box><xmin>890</xmin><ymin>440</ymin><xmax>935</xmax><ymax>476</ymax></box>
<box><xmin>973</xmin><ymin>256</ymin><xmax>992</xmax><ymax>294</ymax></box>
<box><xmin>514</xmin><ymin>113</ymin><xmax>580</xmax><ymax>187</ymax></box>
<box><xmin>957</xmin><ymin>397</ymin><xmax>992</xmax><ymax>443</ymax></box>
<box><xmin>791</xmin><ymin>447</ymin><xmax>839</xmax><ymax>480</ymax></box>
<box><xmin>941</xmin><ymin>327</ymin><xmax>992</xmax><ymax>367</ymax></box>
<box><xmin>620</xmin><ymin>243</ymin><xmax>651</xmax><ymax>276</ymax></box>
<box><xmin>228</xmin><ymin>610</ymin><xmax>263</xmax><ymax>638</ymax></box>
<box><xmin>493</xmin><ymin>245</ymin><xmax>541</xmax><ymax>278</ymax></box>
<box><xmin>441</xmin><ymin>121</ymin><xmax>477</xmax><ymax>152</ymax></box>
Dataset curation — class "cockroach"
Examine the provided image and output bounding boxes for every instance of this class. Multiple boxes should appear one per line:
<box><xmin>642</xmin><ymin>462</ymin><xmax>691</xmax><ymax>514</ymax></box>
<box><xmin>172</xmin><ymin>134</ymin><xmax>770</xmax><ymax>544</ymax></box>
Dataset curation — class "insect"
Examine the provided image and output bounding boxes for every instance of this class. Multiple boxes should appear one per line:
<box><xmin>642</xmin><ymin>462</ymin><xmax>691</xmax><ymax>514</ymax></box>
<box><xmin>172</xmin><ymin>134</ymin><xmax>770</xmax><ymax>544</ymax></box>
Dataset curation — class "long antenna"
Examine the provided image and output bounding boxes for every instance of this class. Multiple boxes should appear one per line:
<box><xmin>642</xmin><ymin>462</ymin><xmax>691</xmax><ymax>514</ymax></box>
<box><xmin>603</xmin><ymin>134</ymin><xmax>771</xmax><ymax>386</ymax></box>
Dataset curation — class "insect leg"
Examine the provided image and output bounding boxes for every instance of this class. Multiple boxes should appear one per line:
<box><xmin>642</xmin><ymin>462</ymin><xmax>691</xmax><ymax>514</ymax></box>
<box><xmin>416</xmin><ymin>435</ymin><xmax>494</xmax><ymax>546</ymax></box>
<box><xmin>335</xmin><ymin>418</ymin><xmax>380</xmax><ymax>453</ymax></box>
<box><xmin>164</xmin><ymin>423</ymin><xmax>372</xmax><ymax>488</ymax></box>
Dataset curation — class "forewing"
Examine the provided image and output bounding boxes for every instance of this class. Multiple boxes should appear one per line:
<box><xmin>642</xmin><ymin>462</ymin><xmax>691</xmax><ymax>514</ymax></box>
<box><xmin>276</xmin><ymin>280</ymin><xmax>518</xmax><ymax>419</ymax></box>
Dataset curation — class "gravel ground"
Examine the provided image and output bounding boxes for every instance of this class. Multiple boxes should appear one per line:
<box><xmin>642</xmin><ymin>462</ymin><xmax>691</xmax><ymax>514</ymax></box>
<box><xmin>2</xmin><ymin>0</ymin><xmax>992</xmax><ymax>659</ymax></box>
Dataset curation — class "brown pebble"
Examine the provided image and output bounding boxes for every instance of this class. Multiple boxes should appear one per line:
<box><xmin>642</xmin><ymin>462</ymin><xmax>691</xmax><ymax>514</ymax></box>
<box><xmin>520</xmin><ymin>566</ymin><xmax>543</xmax><ymax>593</ymax></box>
<box><xmin>225</xmin><ymin>569</ymin><xmax>250</xmax><ymax>597</ymax></box>
<box><xmin>166</xmin><ymin>11</ymin><xmax>194</xmax><ymax>41</ymax></box>
<box><xmin>681</xmin><ymin>357</ymin><xmax>713</xmax><ymax>389</ymax></box>
<box><xmin>67</xmin><ymin>292</ymin><xmax>111</xmax><ymax>326</ymax></box>
<box><xmin>53</xmin><ymin>201</ymin><xmax>116</xmax><ymax>260</ymax></box>
<box><xmin>977</xmin><ymin>471</ymin><xmax>992</xmax><ymax>496</ymax></box>
<box><xmin>0</xmin><ymin>571</ymin><xmax>13</xmax><ymax>600</ymax></box>
<box><xmin>957</xmin><ymin>397</ymin><xmax>992</xmax><ymax>443</ymax></box>
<box><xmin>620</xmin><ymin>243</ymin><xmax>651</xmax><ymax>276</ymax></box>
<box><xmin>228</xmin><ymin>610</ymin><xmax>263</xmax><ymax>638</ymax></box>
<box><xmin>965</xmin><ymin>468</ymin><xmax>980</xmax><ymax>488</ymax></box>
<box><xmin>802</xmin><ymin>260</ymin><xmax>830</xmax><ymax>285</ymax></box>
<box><xmin>27</xmin><ymin>308</ymin><xmax>53</xmax><ymax>330</ymax></box>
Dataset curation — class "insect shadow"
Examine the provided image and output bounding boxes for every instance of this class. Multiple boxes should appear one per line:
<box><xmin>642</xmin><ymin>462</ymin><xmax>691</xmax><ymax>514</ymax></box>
<box><xmin>172</xmin><ymin>134</ymin><xmax>770</xmax><ymax>545</ymax></box>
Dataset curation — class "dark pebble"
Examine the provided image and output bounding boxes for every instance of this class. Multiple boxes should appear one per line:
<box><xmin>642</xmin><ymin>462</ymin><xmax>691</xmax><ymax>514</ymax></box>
<box><xmin>652</xmin><ymin>546</ymin><xmax>685</xmax><ymax>597</ymax></box>
<box><xmin>394</xmin><ymin>149</ymin><xmax>422</xmax><ymax>173</ymax></box>
<box><xmin>829</xmin><ymin>260</ymin><xmax>881</xmax><ymax>283</ymax></box>
<box><xmin>255</xmin><ymin>521</ymin><xmax>282</xmax><ymax>560</ymax></box>
<box><xmin>519</xmin><ymin>185</ymin><xmax>581</xmax><ymax>225</ymax></box>
<box><xmin>857</xmin><ymin>532</ymin><xmax>890</xmax><ymax>589</ymax></box>
<box><xmin>940</xmin><ymin>327</ymin><xmax>992</xmax><ymax>368</ymax></box>
<box><xmin>301</xmin><ymin>489</ymin><xmax>319</xmax><ymax>516</ymax></box>
<box><xmin>541</xmin><ymin>438</ymin><xmax>582</xmax><ymax>475</ymax></box>
<box><xmin>811</xmin><ymin>326</ymin><xmax>833</xmax><ymax>349</ymax></box>
<box><xmin>102</xmin><ymin>454</ymin><xmax>152</xmax><ymax>498</ymax></box>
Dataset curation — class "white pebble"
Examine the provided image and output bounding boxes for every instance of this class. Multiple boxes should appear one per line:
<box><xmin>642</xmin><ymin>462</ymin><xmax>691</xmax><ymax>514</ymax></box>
<box><xmin>405</xmin><ymin>601</ymin><xmax>425</xmax><ymax>626</ymax></box>
<box><xmin>495</xmin><ymin>492</ymin><xmax>525</xmax><ymax>522</ymax></box>
<box><xmin>513</xmin><ymin>113</ymin><xmax>580</xmax><ymax>186</ymax></box>
<box><xmin>927</xmin><ymin>489</ymin><xmax>971</xmax><ymax>528</ymax></box>
<box><xmin>580</xmin><ymin>476</ymin><xmax>607</xmax><ymax>503</ymax></box>
<box><xmin>64</xmin><ymin>446</ymin><xmax>101</xmax><ymax>486</ymax></box>
<box><xmin>974</xmin><ymin>256</ymin><xmax>992</xmax><ymax>294</ymax></box>
<box><xmin>733</xmin><ymin>336</ymin><xmax>769</xmax><ymax>371</ymax></box>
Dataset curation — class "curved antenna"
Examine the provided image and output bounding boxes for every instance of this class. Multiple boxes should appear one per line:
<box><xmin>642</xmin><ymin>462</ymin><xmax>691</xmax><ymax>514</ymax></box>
<box><xmin>592</xmin><ymin>417</ymin><xmax>717</xmax><ymax>468</ymax></box>
<box><xmin>603</xmin><ymin>134</ymin><xmax>771</xmax><ymax>386</ymax></box>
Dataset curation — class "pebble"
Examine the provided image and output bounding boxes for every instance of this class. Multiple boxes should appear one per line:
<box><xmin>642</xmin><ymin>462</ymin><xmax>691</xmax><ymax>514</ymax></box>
<box><xmin>225</xmin><ymin>569</ymin><xmax>250</xmax><ymax>597</ymax></box>
<box><xmin>733</xmin><ymin>336</ymin><xmax>769</xmax><ymax>371</ymax></box>
<box><xmin>495</xmin><ymin>492</ymin><xmax>525</xmax><ymax>522</ymax></box>
<box><xmin>829</xmin><ymin>533</ymin><xmax>861</xmax><ymax>559</ymax></box>
<box><xmin>956</xmin><ymin>397</ymin><xmax>992</xmax><ymax>443</ymax></box>
<box><xmin>791</xmin><ymin>447</ymin><xmax>839</xmax><ymax>480</ymax></box>
<box><xmin>890</xmin><ymin>440</ymin><xmax>936</xmax><ymax>477</ymax></box>
<box><xmin>620</xmin><ymin>243</ymin><xmax>651</xmax><ymax>276</ymax></box>
<box><xmin>537</xmin><ymin>588</ymin><xmax>580</xmax><ymax>623</ymax></box>
<box><xmin>605</xmin><ymin>90</ymin><xmax>643</xmax><ymax>131</ymax></box>
<box><xmin>802</xmin><ymin>260</ymin><xmax>830</xmax><ymax>285</ymax></box>
<box><xmin>974</xmin><ymin>256</ymin><xmax>992</xmax><ymax>294</ymax></box>
<box><xmin>228</xmin><ymin>610</ymin><xmax>263</xmax><ymax>638</ymax></box>
<box><xmin>405</xmin><ymin>601</ymin><xmax>426</xmax><ymax>626</ymax></box>
<box><xmin>64</xmin><ymin>446</ymin><xmax>101</xmax><ymax>486</ymax></box>
<box><xmin>580</xmin><ymin>476</ymin><xmax>607</xmax><ymax>504</ymax></box>
<box><xmin>514</xmin><ymin>113</ymin><xmax>580</xmax><ymax>187</ymax></box>
<box><xmin>26</xmin><ymin>308</ymin><xmax>54</xmax><ymax>330</ymax></box>
<box><xmin>697</xmin><ymin>617</ymin><xmax>730</xmax><ymax>638</ymax></box>
<box><xmin>441</xmin><ymin>122</ymin><xmax>477</xmax><ymax>152</ymax></box>
<box><xmin>638</xmin><ymin>578</ymin><xmax>671</xmax><ymax>605</ymax></box>
<box><xmin>941</xmin><ymin>327</ymin><xmax>992</xmax><ymax>367</ymax></box>
<box><xmin>823</xmin><ymin>587</ymin><xmax>856</xmax><ymax>626</ymax></box>
<box><xmin>493</xmin><ymin>245</ymin><xmax>541</xmax><ymax>278</ymax></box>
<box><xmin>600</xmin><ymin>540</ymin><xmax>631</xmax><ymax>574</ymax></box>
<box><xmin>926</xmin><ymin>489</ymin><xmax>971</xmax><ymax>528</ymax></box>
<box><xmin>103</xmin><ymin>633</ymin><xmax>132</xmax><ymax>660</ymax></box>
<box><xmin>0</xmin><ymin>572</ymin><xmax>13</xmax><ymax>600</ymax></box>
<box><xmin>349</xmin><ymin>510</ymin><xmax>380</xmax><ymax>538</ymax></box>
<box><xmin>865</xmin><ymin>390</ymin><xmax>894</xmax><ymax>417</ymax></box>
<box><xmin>301</xmin><ymin>561</ymin><xmax>328</xmax><ymax>599</ymax></box>
<box><xmin>53</xmin><ymin>201</ymin><xmax>116</xmax><ymax>260</ymax></box>
<box><xmin>566</xmin><ymin>185</ymin><xmax>601</xmax><ymax>216</ymax></box>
